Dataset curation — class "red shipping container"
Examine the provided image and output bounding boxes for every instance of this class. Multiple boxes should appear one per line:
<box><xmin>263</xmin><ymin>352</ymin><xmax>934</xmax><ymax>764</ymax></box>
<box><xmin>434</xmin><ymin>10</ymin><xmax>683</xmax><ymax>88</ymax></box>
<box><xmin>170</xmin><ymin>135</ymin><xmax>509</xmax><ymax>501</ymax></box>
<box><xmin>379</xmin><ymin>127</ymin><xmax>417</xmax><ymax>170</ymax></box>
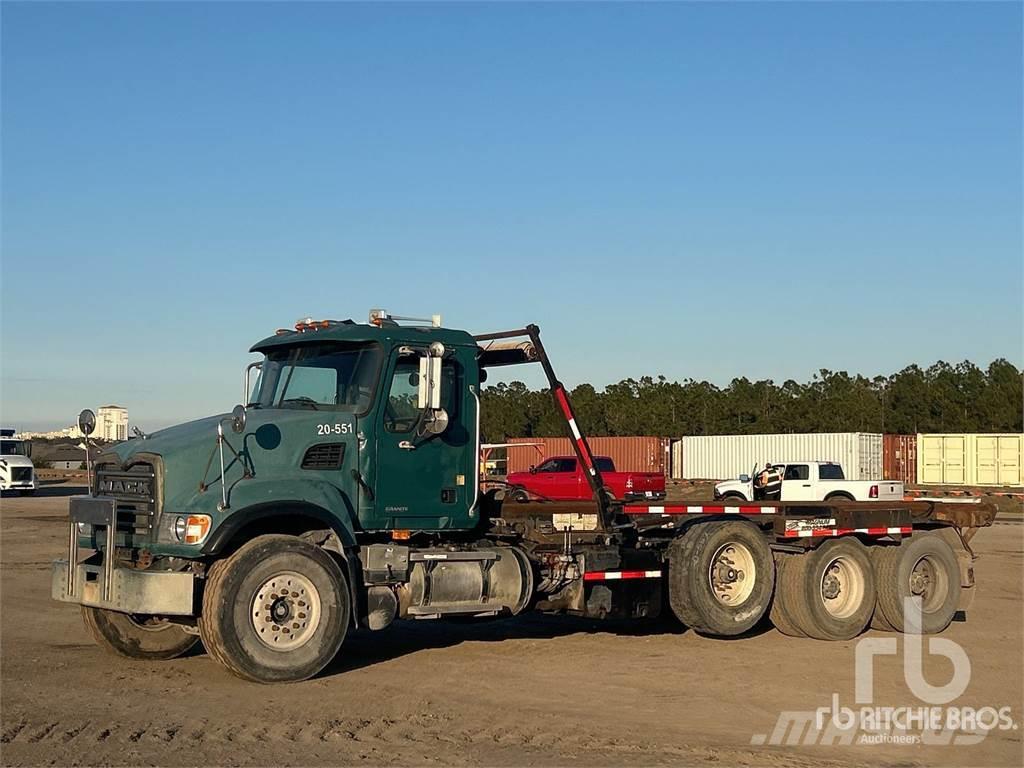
<box><xmin>883</xmin><ymin>434</ymin><xmax>917</xmax><ymax>484</ymax></box>
<box><xmin>505</xmin><ymin>436</ymin><xmax>669</xmax><ymax>475</ymax></box>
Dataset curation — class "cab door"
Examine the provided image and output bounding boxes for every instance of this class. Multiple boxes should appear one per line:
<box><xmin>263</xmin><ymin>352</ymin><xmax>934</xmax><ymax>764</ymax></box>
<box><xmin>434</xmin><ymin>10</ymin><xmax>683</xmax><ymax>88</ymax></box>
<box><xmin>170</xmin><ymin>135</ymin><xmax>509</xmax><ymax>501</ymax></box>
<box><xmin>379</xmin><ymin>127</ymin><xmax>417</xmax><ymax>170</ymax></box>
<box><xmin>780</xmin><ymin>464</ymin><xmax>814</xmax><ymax>501</ymax></box>
<box><xmin>372</xmin><ymin>348</ymin><xmax>476</xmax><ymax>530</ymax></box>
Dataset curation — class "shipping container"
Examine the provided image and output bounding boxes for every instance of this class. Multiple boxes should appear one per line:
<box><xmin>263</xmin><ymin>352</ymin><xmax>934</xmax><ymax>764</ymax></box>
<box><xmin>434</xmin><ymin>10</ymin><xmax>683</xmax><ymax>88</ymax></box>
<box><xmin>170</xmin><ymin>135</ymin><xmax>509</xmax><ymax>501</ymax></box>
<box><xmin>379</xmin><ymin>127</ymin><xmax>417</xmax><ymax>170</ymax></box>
<box><xmin>505</xmin><ymin>436</ymin><xmax>670</xmax><ymax>475</ymax></box>
<box><xmin>917</xmin><ymin>433</ymin><xmax>1023</xmax><ymax>487</ymax></box>
<box><xmin>883</xmin><ymin>434</ymin><xmax>918</xmax><ymax>485</ymax></box>
<box><xmin>671</xmin><ymin>433</ymin><xmax>884</xmax><ymax>481</ymax></box>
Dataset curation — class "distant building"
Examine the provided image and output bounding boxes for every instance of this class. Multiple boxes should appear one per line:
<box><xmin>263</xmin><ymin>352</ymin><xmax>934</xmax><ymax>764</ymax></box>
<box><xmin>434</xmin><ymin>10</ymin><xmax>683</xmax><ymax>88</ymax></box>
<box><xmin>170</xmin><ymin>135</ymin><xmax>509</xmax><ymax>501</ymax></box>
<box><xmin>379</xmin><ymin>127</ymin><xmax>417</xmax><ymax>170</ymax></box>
<box><xmin>45</xmin><ymin>447</ymin><xmax>87</xmax><ymax>470</ymax></box>
<box><xmin>96</xmin><ymin>406</ymin><xmax>129</xmax><ymax>442</ymax></box>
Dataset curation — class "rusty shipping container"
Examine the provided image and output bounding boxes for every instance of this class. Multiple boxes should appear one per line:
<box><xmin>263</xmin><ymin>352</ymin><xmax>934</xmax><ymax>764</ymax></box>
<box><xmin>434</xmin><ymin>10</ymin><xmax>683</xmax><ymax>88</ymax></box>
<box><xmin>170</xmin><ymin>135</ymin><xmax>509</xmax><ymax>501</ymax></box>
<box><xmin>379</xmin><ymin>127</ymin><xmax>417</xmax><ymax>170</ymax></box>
<box><xmin>505</xmin><ymin>436</ymin><xmax>670</xmax><ymax>475</ymax></box>
<box><xmin>883</xmin><ymin>434</ymin><xmax>917</xmax><ymax>485</ymax></box>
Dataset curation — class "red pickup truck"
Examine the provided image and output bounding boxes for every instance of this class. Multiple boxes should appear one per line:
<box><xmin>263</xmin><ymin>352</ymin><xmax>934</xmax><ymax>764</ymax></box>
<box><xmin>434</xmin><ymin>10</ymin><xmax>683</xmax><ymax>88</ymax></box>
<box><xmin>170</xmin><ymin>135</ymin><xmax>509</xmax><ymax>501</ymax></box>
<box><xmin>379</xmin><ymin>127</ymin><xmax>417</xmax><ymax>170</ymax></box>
<box><xmin>506</xmin><ymin>455</ymin><xmax>666</xmax><ymax>502</ymax></box>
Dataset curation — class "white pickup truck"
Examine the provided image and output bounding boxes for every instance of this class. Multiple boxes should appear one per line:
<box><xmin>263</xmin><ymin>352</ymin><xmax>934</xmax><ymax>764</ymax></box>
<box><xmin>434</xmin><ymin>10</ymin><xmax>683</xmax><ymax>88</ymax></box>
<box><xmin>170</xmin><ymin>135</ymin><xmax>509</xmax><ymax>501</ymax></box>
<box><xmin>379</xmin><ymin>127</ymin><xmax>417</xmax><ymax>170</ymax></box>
<box><xmin>713</xmin><ymin>461</ymin><xmax>903</xmax><ymax>503</ymax></box>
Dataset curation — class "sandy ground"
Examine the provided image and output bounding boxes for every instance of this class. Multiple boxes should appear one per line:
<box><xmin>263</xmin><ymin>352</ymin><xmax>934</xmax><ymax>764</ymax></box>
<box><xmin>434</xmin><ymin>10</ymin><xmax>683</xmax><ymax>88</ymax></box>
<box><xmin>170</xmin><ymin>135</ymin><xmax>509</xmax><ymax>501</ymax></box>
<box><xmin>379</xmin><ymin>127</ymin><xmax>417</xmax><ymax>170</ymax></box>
<box><xmin>1</xmin><ymin>483</ymin><xmax>1021</xmax><ymax>767</ymax></box>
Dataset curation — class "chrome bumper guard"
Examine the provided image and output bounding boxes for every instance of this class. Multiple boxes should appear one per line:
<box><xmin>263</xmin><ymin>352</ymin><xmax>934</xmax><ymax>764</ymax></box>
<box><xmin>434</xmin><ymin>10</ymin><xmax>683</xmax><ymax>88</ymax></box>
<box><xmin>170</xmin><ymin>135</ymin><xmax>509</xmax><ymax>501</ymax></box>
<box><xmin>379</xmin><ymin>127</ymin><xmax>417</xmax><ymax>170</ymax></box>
<box><xmin>51</xmin><ymin>495</ymin><xmax>195</xmax><ymax>616</ymax></box>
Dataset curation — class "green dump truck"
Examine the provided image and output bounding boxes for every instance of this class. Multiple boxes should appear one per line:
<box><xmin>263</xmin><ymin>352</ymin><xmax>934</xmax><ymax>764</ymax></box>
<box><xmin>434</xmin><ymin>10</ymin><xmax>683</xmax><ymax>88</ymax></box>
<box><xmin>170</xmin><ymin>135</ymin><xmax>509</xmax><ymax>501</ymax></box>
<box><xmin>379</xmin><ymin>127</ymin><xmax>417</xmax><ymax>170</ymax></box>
<box><xmin>52</xmin><ymin>310</ymin><xmax>996</xmax><ymax>683</ymax></box>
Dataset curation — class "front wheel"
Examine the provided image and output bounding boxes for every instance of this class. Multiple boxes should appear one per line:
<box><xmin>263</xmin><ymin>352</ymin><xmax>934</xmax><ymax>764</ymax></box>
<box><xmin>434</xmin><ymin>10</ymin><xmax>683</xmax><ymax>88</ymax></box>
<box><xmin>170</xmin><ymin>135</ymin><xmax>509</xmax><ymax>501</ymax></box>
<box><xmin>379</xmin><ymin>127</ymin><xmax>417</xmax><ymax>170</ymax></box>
<box><xmin>199</xmin><ymin>535</ymin><xmax>349</xmax><ymax>683</ymax></box>
<box><xmin>82</xmin><ymin>607</ymin><xmax>198</xmax><ymax>660</ymax></box>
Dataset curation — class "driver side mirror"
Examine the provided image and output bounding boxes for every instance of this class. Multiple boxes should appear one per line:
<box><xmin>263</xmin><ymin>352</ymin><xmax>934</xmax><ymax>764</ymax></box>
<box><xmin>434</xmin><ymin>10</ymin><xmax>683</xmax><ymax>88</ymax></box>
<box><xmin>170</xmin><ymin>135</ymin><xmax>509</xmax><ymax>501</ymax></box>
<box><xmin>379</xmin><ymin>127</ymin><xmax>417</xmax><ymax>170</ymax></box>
<box><xmin>416</xmin><ymin>342</ymin><xmax>448</xmax><ymax>435</ymax></box>
<box><xmin>244</xmin><ymin>361</ymin><xmax>262</xmax><ymax>405</ymax></box>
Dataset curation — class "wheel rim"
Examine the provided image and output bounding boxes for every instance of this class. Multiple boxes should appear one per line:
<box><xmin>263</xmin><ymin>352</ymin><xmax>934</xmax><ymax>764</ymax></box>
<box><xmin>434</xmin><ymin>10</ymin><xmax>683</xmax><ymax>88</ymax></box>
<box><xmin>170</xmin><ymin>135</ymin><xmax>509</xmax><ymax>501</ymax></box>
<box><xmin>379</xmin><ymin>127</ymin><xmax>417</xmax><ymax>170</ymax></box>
<box><xmin>250</xmin><ymin>571</ymin><xmax>322</xmax><ymax>651</ymax></box>
<box><xmin>708</xmin><ymin>541</ymin><xmax>756</xmax><ymax>605</ymax></box>
<box><xmin>819</xmin><ymin>556</ymin><xmax>865</xmax><ymax>619</ymax></box>
<box><xmin>909</xmin><ymin>555</ymin><xmax>948</xmax><ymax>613</ymax></box>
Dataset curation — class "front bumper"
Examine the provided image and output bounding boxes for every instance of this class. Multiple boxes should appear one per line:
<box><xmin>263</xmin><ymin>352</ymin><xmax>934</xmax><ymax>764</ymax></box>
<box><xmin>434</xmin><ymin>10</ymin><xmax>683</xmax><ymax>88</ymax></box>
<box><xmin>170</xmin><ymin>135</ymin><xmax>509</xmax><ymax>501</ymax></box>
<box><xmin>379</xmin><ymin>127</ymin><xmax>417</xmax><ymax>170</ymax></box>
<box><xmin>51</xmin><ymin>560</ymin><xmax>195</xmax><ymax>615</ymax></box>
<box><xmin>51</xmin><ymin>495</ymin><xmax>195</xmax><ymax>616</ymax></box>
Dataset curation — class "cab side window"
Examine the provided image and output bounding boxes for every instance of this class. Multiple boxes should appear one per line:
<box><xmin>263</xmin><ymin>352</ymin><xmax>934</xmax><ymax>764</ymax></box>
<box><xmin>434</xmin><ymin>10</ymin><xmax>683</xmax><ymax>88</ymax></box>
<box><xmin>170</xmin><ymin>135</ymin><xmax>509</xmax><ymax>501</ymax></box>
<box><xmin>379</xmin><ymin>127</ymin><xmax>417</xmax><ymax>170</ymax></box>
<box><xmin>784</xmin><ymin>464</ymin><xmax>810</xmax><ymax>481</ymax></box>
<box><xmin>383</xmin><ymin>357</ymin><xmax>460</xmax><ymax>434</ymax></box>
<box><xmin>383</xmin><ymin>359</ymin><xmax>421</xmax><ymax>433</ymax></box>
<box><xmin>819</xmin><ymin>464</ymin><xmax>845</xmax><ymax>480</ymax></box>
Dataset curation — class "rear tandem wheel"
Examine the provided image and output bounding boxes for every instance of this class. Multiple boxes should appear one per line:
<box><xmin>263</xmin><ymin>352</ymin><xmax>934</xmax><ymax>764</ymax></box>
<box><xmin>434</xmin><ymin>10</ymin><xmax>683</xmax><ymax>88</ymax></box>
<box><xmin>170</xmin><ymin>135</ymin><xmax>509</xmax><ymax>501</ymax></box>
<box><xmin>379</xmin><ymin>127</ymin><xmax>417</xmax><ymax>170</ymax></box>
<box><xmin>668</xmin><ymin>520</ymin><xmax>775</xmax><ymax>636</ymax></box>
<box><xmin>772</xmin><ymin>537</ymin><xmax>876</xmax><ymax>641</ymax></box>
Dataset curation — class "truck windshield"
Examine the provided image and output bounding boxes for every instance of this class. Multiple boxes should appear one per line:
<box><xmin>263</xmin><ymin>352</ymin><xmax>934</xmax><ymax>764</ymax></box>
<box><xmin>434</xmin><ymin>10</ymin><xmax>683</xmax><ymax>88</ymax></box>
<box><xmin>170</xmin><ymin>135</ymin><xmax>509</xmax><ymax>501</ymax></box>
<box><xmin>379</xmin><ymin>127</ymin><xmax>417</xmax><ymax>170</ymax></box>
<box><xmin>0</xmin><ymin>440</ymin><xmax>28</xmax><ymax>456</ymax></box>
<box><xmin>256</xmin><ymin>342</ymin><xmax>383</xmax><ymax>412</ymax></box>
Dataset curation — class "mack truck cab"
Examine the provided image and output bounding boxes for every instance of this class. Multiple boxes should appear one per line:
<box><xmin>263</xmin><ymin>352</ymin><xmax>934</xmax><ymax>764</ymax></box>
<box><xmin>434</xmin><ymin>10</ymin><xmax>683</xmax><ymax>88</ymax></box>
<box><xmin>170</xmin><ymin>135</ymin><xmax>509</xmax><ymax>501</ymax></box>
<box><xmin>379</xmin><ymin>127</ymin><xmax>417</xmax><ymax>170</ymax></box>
<box><xmin>53</xmin><ymin>310</ymin><xmax>995</xmax><ymax>683</ymax></box>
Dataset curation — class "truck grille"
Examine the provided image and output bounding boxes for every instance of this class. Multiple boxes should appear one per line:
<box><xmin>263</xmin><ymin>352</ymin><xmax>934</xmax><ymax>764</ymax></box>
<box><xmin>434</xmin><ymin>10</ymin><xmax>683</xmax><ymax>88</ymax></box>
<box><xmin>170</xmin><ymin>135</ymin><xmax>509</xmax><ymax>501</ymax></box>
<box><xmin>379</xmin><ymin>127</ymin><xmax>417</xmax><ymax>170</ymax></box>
<box><xmin>12</xmin><ymin>467</ymin><xmax>32</xmax><ymax>483</ymax></box>
<box><xmin>95</xmin><ymin>463</ymin><xmax>158</xmax><ymax>544</ymax></box>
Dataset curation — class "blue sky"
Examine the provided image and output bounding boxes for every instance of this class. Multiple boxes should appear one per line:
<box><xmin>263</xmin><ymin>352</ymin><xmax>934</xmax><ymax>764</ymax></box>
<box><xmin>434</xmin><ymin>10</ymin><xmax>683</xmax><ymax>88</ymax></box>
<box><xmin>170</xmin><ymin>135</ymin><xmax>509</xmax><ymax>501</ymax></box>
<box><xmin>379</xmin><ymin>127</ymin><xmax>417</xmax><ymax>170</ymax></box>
<box><xmin>2</xmin><ymin>1</ymin><xmax>1021</xmax><ymax>431</ymax></box>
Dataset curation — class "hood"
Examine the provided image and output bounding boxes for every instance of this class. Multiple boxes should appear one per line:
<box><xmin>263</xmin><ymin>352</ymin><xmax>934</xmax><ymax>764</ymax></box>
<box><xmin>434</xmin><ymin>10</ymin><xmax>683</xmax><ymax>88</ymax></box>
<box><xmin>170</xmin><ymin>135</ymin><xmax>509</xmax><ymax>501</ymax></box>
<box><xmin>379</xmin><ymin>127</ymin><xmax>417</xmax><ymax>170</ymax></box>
<box><xmin>0</xmin><ymin>454</ymin><xmax>34</xmax><ymax>467</ymax></box>
<box><xmin>98</xmin><ymin>407</ymin><xmax>359</xmax><ymax>514</ymax></box>
<box><xmin>103</xmin><ymin>414</ymin><xmax>226</xmax><ymax>465</ymax></box>
<box><xmin>714</xmin><ymin>477</ymin><xmax>749</xmax><ymax>492</ymax></box>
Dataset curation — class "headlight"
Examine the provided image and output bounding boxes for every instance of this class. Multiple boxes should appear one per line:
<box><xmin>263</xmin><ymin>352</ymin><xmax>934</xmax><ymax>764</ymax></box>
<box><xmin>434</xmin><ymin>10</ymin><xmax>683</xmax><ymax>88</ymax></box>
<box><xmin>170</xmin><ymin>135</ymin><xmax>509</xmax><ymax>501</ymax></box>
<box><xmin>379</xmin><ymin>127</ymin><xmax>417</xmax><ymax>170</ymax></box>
<box><xmin>173</xmin><ymin>515</ymin><xmax>211</xmax><ymax>544</ymax></box>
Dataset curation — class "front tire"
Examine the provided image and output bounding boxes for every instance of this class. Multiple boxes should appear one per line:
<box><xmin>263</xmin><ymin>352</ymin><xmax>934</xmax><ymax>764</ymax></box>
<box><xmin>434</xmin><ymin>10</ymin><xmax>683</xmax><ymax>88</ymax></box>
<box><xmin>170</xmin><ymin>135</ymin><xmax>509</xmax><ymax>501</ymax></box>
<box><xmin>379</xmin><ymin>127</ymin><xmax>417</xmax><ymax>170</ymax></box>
<box><xmin>199</xmin><ymin>535</ymin><xmax>349</xmax><ymax>683</ymax></box>
<box><xmin>82</xmin><ymin>607</ymin><xmax>198</xmax><ymax>660</ymax></box>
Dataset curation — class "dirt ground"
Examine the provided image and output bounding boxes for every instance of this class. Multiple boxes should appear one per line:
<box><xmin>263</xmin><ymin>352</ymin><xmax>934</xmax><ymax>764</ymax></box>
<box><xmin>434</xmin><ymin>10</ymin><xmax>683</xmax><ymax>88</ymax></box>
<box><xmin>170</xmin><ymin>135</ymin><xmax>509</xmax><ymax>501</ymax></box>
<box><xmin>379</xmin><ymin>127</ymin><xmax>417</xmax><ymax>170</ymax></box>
<box><xmin>2</xmin><ymin>482</ymin><xmax>1021</xmax><ymax>767</ymax></box>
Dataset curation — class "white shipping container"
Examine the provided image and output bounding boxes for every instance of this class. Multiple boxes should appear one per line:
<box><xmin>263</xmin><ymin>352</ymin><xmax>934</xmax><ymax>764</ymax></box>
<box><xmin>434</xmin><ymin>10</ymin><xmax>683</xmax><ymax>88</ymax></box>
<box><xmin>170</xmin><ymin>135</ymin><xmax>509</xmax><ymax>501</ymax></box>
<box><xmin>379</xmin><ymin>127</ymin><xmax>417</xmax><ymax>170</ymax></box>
<box><xmin>672</xmin><ymin>433</ymin><xmax>884</xmax><ymax>481</ymax></box>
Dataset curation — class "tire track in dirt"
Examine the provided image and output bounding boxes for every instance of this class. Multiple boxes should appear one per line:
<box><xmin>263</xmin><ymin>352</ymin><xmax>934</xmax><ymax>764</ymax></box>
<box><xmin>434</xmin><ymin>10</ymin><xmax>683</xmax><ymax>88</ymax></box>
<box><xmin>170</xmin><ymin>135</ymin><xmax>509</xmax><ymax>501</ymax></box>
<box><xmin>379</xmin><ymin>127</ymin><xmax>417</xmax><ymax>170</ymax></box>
<box><xmin>0</xmin><ymin>713</ymin><xmax>856</xmax><ymax>768</ymax></box>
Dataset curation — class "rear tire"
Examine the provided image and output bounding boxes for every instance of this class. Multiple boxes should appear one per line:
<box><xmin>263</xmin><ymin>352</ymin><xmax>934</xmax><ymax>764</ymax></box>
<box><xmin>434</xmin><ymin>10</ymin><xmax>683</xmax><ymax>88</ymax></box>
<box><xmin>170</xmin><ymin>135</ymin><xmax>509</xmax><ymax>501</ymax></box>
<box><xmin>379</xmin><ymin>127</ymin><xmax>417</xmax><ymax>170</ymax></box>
<box><xmin>667</xmin><ymin>533</ymin><xmax>703</xmax><ymax>628</ymax></box>
<box><xmin>199</xmin><ymin>535</ymin><xmax>349</xmax><ymax>683</ymax></box>
<box><xmin>783</xmin><ymin>538</ymin><xmax>876</xmax><ymax>641</ymax></box>
<box><xmin>872</xmin><ymin>534</ymin><xmax>960</xmax><ymax>634</ymax></box>
<box><xmin>668</xmin><ymin>521</ymin><xmax>774</xmax><ymax>636</ymax></box>
<box><xmin>82</xmin><ymin>607</ymin><xmax>198</xmax><ymax>660</ymax></box>
<box><xmin>769</xmin><ymin>554</ymin><xmax>808</xmax><ymax>637</ymax></box>
<box><xmin>825</xmin><ymin>492</ymin><xmax>854</xmax><ymax>503</ymax></box>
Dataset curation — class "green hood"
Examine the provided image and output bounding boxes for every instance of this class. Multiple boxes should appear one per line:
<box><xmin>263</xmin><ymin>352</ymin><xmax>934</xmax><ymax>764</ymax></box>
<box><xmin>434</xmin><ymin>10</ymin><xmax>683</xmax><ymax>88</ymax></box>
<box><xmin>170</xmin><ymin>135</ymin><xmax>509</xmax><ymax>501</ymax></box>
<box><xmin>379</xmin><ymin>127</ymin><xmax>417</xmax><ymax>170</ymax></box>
<box><xmin>100</xmin><ymin>408</ymin><xmax>359</xmax><ymax>520</ymax></box>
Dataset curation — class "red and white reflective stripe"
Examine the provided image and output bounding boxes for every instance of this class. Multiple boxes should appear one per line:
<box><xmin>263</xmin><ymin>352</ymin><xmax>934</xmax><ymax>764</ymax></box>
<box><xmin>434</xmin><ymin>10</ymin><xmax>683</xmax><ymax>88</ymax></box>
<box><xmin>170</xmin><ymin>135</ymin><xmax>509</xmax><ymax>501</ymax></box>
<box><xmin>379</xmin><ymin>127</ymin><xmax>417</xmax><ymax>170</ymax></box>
<box><xmin>782</xmin><ymin>526</ymin><xmax>912</xmax><ymax>539</ymax></box>
<box><xmin>623</xmin><ymin>505</ymin><xmax>777</xmax><ymax>516</ymax></box>
<box><xmin>583</xmin><ymin>570</ymin><xmax>663</xmax><ymax>582</ymax></box>
<box><xmin>554</xmin><ymin>387</ymin><xmax>597</xmax><ymax>477</ymax></box>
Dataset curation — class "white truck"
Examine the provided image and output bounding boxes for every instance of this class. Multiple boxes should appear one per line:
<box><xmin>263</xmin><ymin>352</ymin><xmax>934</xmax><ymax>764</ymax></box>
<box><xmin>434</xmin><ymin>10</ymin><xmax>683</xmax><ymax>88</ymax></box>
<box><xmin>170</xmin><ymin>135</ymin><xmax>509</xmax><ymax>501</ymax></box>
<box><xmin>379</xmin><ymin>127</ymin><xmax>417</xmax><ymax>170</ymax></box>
<box><xmin>713</xmin><ymin>460</ymin><xmax>903</xmax><ymax>503</ymax></box>
<box><xmin>0</xmin><ymin>429</ymin><xmax>36</xmax><ymax>495</ymax></box>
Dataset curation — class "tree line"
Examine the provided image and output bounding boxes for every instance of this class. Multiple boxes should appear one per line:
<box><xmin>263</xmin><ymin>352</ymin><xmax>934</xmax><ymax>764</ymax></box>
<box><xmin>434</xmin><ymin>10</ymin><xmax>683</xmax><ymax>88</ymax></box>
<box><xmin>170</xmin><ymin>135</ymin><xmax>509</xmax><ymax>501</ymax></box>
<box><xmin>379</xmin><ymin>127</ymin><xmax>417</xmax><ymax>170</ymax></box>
<box><xmin>480</xmin><ymin>359</ymin><xmax>1023</xmax><ymax>441</ymax></box>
